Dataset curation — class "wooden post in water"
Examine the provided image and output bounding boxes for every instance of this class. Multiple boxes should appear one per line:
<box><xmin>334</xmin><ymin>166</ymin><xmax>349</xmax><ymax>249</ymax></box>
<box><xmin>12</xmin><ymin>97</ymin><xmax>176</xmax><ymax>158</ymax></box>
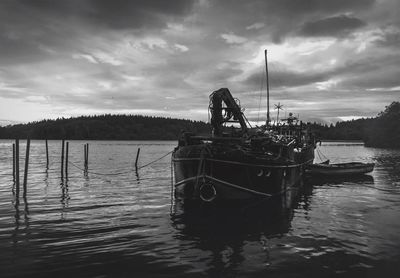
<box><xmin>45</xmin><ymin>139</ymin><xmax>49</xmax><ymax>169</ymax></box>
<box><xmin>135</xmin><ymin>147</ymin><xmax>141</xmax><ymax>170</ymax></box>
<box><xmin>84</xmin><ymin>144</ymin><xmax>87</xmax><ymax>170</ymax></box>
<box><xmin>65</xmin><ymin>142</ymin><xmax>69</xmax><ymax>177</ymax></box>
<box><xmin>12</xmin><ymin>143</ymin><xmax>15</xmax><ymax>182</ymax></box>
<box><xmin>15</xmin><ymin>139</ymin><xmax>20</xmax><ymax>194</ymax></box>
<box><xmin>23</xmin><ymin>138</ymin><xmax>30</xmax><ymax>196</ymax></box>
<box><xmin>61</xmin><ymin>139</ymin><xmax>65</xmax><ymax>178</ymax></box>
<box><xmin>86</xmin><ymin>143</ymin><xmax>89</xmax><ymax>170</ymax></box>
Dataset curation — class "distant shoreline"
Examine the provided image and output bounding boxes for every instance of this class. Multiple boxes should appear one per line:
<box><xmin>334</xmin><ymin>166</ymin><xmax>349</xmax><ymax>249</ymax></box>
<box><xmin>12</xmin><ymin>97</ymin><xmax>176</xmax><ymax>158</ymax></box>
<box><xmin>1</xmin><ymin>102</ymin><xmax>399</xmax><ymax>149</ymax></box>
<box><xmin>321</xmin><ymin>140</ymin><xmax>364</xmax><ymax>143</ymax></box>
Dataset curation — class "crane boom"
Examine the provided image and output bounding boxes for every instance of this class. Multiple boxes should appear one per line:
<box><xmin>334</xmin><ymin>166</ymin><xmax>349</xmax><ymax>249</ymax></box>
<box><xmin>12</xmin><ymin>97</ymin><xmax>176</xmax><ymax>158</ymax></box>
<box><xmin>209</xmin><ymin>88</ymin><xmax>248</xmax><ymax>136</ymax></box>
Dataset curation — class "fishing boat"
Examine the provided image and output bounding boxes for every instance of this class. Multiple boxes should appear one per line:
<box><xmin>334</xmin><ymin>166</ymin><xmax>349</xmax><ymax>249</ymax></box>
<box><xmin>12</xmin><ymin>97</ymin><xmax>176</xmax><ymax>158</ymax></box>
<box><xmin>307</xmin><ymin>161</ymin><xmax>375</xmax><ymax>176</ymax></box>
<box><xmin>172</xmin><ymin>50</ymin><xmax>316</xmax><ymax>203</ymax></box>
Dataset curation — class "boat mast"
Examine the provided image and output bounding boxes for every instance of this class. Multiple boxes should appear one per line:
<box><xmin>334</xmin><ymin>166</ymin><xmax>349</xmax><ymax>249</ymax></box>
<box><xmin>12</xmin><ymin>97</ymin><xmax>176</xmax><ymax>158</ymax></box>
<box><xmin>265</xmin><ymin>49</ymin><xmax>270</xmax><ymax>127</ymax></box>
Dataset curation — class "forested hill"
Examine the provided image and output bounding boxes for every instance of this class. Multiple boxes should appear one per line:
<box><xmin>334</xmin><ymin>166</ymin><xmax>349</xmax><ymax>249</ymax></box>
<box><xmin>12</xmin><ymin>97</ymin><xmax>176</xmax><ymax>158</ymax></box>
<box><xmin>308</xmin><ymin>117</ymin><xmax>377</xmax><ymax>141</ymax></box>
<box><xmin>0</xmin><ymin>115</ymin><xmax>211</xmax><ymax>140</ymax></box>
<box><xmin>364</xmin><ymin>101</ymin><xmax>400</xmax><ymax>148</ymax></box>
<box><xmin>0</xmin><ymin>101</ymin><xmax>399</xmax><ymax>148</ymax></box>
<box><xmin>310</xmin><ymin>101</ymin><xmax>400</xmax><ymax>148</ymax></box>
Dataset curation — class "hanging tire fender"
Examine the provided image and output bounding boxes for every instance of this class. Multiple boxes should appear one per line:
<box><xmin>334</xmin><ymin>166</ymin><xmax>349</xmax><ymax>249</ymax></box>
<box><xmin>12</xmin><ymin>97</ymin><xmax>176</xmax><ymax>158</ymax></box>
<box><xmin>199</xmin><ymin>182</ymin><xmax>217</xmax><ymax>202</ymax></box>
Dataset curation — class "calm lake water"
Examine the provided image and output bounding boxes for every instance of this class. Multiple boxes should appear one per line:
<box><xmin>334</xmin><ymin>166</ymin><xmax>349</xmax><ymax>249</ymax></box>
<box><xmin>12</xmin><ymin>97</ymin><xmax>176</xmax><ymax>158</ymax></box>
<box><xmin>0</xmin><ymin>140</ymin><xmax>399</xmax><ymax>277</ymax></box>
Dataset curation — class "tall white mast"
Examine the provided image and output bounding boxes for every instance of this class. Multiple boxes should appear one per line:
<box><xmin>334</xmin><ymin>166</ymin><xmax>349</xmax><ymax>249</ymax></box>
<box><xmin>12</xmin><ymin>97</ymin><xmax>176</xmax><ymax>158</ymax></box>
<box><xmin>265</xmin><ymin>49</ymin><xmax>270</xmax><ymax>127</ymax></box>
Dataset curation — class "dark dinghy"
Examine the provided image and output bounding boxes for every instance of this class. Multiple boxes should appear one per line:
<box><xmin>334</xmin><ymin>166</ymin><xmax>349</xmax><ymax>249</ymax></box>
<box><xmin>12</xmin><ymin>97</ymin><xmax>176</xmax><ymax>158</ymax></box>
<box><xmin>307</xmin><ymin>162</ymin><xmax>375</xmax><ymax>176</ymax></box>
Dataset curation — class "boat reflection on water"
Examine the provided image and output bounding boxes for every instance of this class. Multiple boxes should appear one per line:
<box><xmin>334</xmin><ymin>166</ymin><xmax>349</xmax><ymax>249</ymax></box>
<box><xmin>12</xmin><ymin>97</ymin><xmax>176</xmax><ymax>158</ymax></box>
<box><xmin>170</xmin><ymin>174</ymin><xmax>378</xmax><ymax>276</ymax></box>
<box><xmin>305</xmin><ymin>174</ymin><xmax>374</xmax><ymax>187</ymax></box>
<box><xmin>171</xmin><ymin>178</ymin><xmax>311</xmax><ymax>239</ymax></box>
<box><xmin>170</xmin><ymin>180</ymin><xmax>314</xmax><ymax>276</ymax></box>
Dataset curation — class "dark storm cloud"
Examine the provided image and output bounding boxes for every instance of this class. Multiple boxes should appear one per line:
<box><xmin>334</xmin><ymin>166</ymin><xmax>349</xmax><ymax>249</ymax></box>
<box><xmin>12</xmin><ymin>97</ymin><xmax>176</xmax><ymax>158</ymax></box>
<box><xmin>210</xmin><ymin>0</ymin><xmax>375</xmax><ymax>42</ymax></box>
<box><xmin>244</xmin><ymin>66</ymin><xmax>330</xmax><ymax>88</ymax></box>
<box><xmin>336</xmin><ymin>54</ymin><xmax>400</xmax><ymax>89</ymax></box>
<box><xmin>299</xmin><ymin>15</ymin><xmax>366</xmax><ymax>37</ymax></box>
<box><xmin>18</xmin><ymin>0</ymin><xmax>195</xmax><ymax>29</ymax></box>
<box><xmin>0</xmin><ymin>33</ymin><xmax>48</xmax><ymax>65</ymax></box>
<box><xmin>0</xmin><ymin>0</ymin><xmax>196</xmax><ymax>66</ymax></box>
<box><xmin>0</xmin><ymin>2</ymin><xmax>85</xmax><ymax>65</ymax></box>
<box><xmin>215</xmin><ymin>0</ymin><xmax>375</xmax><ymax>18</ymax></box>
<box><xmin>193</xmin><ymin>62</ymin><xmax>244</xmax><ymax>86</ymax></box>
<box><xmin>244</xmin><ymin>53</ymin><xmax>400</xmax><ymax>91</ymax></box>
<box><xmin>263</xmin><ymin>0</ymin><xmax>375</xmax><ymax>14</ymax></box>
<box><xmin>375</xmin><ymin>28</ymin><xmax>400</xmax><ymax>48</ymax></box>
<box><xmin>342</xmin><ymin>68</ymin><xmax>400</xmax><ymax>89</ymax></box>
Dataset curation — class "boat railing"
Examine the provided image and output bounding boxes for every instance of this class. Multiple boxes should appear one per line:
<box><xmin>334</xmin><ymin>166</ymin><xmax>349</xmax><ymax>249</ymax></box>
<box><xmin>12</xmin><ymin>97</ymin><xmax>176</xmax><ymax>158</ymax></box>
<box><xmin>287</xmin><ymin>139</ymin><xmax>296</xmax><ymax>146</ymax></box>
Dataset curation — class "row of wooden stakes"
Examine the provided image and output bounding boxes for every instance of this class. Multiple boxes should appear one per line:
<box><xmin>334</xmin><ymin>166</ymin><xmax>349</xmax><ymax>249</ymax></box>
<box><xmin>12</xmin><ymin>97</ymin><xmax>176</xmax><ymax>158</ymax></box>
<box><xmin>12</xmin><ymin>139</ymin><xmax>88</xmax><ymax>190</ymax></box>
<box><xmin>12</xmin><ymin>139</ymin><xmax>29</xmax><ymax>197</ymax></box>
<box><xmin>12</xmin><ymin>139</ymin><xmax>142</xmax><ymax>194</ymax></box>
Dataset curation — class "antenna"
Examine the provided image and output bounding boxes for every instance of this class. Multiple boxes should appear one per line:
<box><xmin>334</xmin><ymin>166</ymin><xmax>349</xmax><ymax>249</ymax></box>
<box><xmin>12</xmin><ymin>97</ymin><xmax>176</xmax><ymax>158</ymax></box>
<box><xmin>274</xmin><ymin>102</ymin><xmax>283</xmax><ymax>124</ymax></box>
<box><xmin>265</xmin><ymin>49</ymin><xmax>270</xmax><ymax>127</ymax></box>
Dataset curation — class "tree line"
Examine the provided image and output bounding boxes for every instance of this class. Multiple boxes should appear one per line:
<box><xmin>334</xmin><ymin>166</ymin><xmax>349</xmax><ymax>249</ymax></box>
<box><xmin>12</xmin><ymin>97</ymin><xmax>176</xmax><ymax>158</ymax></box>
<box><xmin>0</xmin><ymin>102</ymin><xmax>398</xmax><ymax>148</ymax></box>
<box><xmin>0</xmin><ymin>114</ymin><xmax>210</xmax><ymax>140</ymax></box>
<box><xmin>309</xmin><ymin>101</ymin><xmax>400</xmax><ymax>148</ymax></box>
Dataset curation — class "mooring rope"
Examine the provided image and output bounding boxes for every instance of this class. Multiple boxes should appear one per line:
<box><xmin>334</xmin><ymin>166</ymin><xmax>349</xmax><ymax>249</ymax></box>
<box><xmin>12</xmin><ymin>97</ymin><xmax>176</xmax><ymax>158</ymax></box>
<box><xmin>316</xmin><ymin>148</ymin><xmax>330</xmax><ymax>162</ymax></box>
<box><xmin>137</xmin><ymin>150</ymin><xmax>173</xmax><ymax>170</ymax></box>
<box><xmin>67</xmin><ymin>150</ymin><xmax>173</xmax><ymax>177</ymax></box>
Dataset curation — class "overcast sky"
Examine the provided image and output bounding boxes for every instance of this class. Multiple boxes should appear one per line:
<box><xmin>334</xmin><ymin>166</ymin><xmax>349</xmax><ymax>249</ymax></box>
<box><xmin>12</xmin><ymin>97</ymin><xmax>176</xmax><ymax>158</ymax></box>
<box><xmin>1</xmin><ymin>0</ymin><xmax>399</xmax><ymax>125</ymax></box>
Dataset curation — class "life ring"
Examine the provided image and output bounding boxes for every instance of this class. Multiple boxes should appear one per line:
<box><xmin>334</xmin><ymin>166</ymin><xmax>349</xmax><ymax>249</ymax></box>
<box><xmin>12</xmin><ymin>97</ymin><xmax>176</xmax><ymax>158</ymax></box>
<box><xmin>199</xmin><ymin>182</ymin><xmax>217</xmax><ymax>202</ymax></box>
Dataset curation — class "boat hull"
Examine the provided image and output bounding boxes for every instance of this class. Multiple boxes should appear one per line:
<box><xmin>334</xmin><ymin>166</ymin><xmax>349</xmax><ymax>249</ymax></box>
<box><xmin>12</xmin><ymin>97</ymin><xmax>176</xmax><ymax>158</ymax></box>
<box><xmin>172</xmin><ymin>145</ymin><xmax>314</xmax><ymax>202</ymax></box>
